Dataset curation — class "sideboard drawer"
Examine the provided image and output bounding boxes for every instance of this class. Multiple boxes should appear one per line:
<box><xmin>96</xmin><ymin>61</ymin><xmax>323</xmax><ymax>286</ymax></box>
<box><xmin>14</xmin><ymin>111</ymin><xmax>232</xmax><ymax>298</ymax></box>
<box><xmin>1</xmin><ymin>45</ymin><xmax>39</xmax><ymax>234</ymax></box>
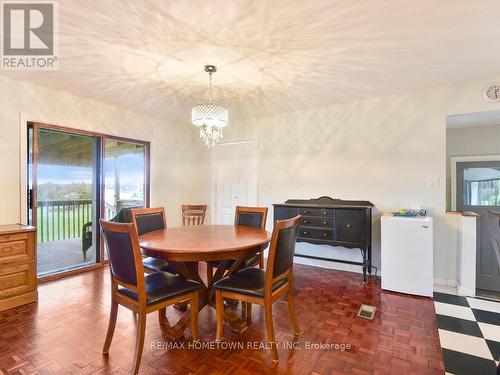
<box><xmin>0</xmin><ymin>263</ymin><xmax>35</xmax><ymax>298</ymax></box>
<box><xmin>0</xmin><ymin>232</ymin><xmax>28</xmax><ymax>243</ymax></box>
<box><xmin>274</xmin><ymin>206</ymin><xmax>299</xmax><ymax>220</ymax></box>
<box><xmin>301</xmin><ymin>217</ymin><xmax>333</xmax><ymax>227</ymax></box>
<box><xmin>335</xmin><ymin>209</ymin><xmax>366</xmax><ymax>244</ymax></box>
<box><xmin>0</xmin><ymin>239</ymin><xmax>30</xmax><ymax>264</ymax></box>
<box><xmin>0</xmin><ymin>225</ymin><xmax>37</xmax><ymax>311</ymax></box>
<box><xmin>298</xmin><ymin>208</ymin><xmax>333</xmax><ymax>217</ymax></box>
<box><xmin>298</xmin><ymin>227</ymin><xmax>334</xmax><ymax>241</ymax></box>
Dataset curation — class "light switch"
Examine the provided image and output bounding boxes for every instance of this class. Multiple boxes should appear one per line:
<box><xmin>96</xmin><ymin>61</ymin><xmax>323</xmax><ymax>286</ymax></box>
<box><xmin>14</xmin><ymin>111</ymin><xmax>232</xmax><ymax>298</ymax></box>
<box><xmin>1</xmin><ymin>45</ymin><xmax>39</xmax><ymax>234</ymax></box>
<box><xmin>427</xmin><ymin>178</ymin><xmax>440</xmax><ymax>189</ymax></box>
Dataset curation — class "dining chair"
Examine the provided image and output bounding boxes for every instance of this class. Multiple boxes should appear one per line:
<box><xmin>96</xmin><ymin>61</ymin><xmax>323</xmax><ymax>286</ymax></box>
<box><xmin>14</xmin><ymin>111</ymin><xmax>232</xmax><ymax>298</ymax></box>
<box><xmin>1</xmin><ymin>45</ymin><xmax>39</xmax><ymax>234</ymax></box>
<box><xmin>234</xmin><ymin>206</ymin><xmax>268</xmax><ymax>268</ymax></box>
<box><xmin>99</xmin><ymin>219</ymin><xmax>201</xmax><ymax>374</ymax></box>
<box><xmin>206</xmin><ymin>206</ymin><xmax>268</xmax><ymax>286</ymax></box>
<box><xmin>213</xmin><ymin>215</ymin><xmax>301</xmax><ymax>362</ymax></box>
<box><xmin>131</xmin><ymin>207</ymin><xmax>173</xmax><ymax>273</ymax></box>
<box><xmin>182</xmin><ymin>204</ymin><xmax>207</xmax><ymax>226</ymax></box>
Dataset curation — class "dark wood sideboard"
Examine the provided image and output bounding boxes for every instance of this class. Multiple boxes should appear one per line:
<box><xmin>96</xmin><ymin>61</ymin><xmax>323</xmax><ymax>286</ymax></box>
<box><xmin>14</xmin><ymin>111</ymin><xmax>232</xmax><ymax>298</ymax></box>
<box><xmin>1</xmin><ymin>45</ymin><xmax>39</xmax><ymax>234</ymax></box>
<box><xmin>273</xmin><ymin>196</ymin><xmax>373</xmax><ymax>282</ymax></box>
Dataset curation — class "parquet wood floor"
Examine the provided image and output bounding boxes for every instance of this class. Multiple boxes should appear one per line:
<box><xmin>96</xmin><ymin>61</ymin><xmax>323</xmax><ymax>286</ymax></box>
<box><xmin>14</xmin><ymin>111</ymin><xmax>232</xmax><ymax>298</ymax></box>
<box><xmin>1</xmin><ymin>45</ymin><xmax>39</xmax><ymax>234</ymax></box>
<box><xmin>0</xmin><ymin>265</ymin><xmax>444</xmax><ymax>374</ymax></box>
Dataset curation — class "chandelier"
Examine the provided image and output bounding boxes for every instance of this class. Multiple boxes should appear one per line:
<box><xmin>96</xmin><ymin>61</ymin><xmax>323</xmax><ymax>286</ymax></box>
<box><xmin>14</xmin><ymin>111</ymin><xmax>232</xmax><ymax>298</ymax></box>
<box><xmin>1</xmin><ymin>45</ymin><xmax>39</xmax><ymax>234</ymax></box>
<box><xmin>191</xmin><ymin>65</ymin><xmax>228</xmax><ymax>148</ymax></box>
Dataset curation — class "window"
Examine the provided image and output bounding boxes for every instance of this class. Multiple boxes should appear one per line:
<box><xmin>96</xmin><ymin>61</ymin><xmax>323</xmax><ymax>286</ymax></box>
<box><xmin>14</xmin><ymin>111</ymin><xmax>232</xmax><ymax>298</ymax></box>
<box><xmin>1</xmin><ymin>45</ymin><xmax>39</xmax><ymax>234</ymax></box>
<box><xmin>457</xmin><ymin>161</ymin><xmax>500</xmax><ymax>210</ymax></box>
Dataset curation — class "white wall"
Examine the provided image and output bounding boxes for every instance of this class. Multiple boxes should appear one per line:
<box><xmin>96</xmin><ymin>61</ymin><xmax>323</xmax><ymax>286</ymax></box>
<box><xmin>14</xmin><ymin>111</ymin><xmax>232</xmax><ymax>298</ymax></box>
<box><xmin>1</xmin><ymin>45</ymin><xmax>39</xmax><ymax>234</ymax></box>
<box><xmin>218</xmin><ymin>78</ymin><xmax>500</xmax><ymax>283</ymax></box>
<box><xmin>0</xmin><ymin>76</ymin><xmax>206</xmax><ymax>227</ymax></box>
<box><xmin>3</xmin><ymin>74</ymin><xmax>500</xmax><ymax>285</ymax></box>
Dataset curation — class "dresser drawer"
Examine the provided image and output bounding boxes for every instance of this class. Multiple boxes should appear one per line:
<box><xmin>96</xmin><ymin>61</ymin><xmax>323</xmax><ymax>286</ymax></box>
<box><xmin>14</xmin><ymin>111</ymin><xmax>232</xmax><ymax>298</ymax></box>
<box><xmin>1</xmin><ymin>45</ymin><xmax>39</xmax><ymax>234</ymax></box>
<box><xmin>274</xmin><ymin>206</ymin><xmax>299</xmax><ymax>220</ymax></box>
<box><xmin>301</xmin><ymin>216</ymin><xmax>333</xmax><ymax>227</ymax></box>
<box><xmin>298</xmin><ymin>208</ymin><xmax>333</xmax><ymax>217</ymax></box>
<box><xmin>0</xmin><ymin>239</ymin><xmax>30</xmax><ymax>264</ymax></box>
<box><xmin>298</xmin><ymin>227</ymin><xmax>334</xmax><ymax>241</ymax></box>
<box><xmin>335</xmin><ymin>209</ymin><xmax>366</xmax><ymax>244</ymax></box>
<box><xmin>0</xmin><ymin>263</ymin><xmax>36</xmax><ymax>298</ymax></box>
<box><xmin>0</xmin><ymin>232</ymin><xmax>28</xmax><ymax>243</ymax></box>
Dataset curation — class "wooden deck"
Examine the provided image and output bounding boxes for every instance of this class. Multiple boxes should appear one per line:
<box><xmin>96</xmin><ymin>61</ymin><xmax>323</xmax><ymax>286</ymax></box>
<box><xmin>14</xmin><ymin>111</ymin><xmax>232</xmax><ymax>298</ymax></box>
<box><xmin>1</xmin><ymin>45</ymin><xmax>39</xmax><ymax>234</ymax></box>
<box><xmin>37</xmin><ymin>238</ymin><xmax>94</xmax><ymax>275</ymax></box>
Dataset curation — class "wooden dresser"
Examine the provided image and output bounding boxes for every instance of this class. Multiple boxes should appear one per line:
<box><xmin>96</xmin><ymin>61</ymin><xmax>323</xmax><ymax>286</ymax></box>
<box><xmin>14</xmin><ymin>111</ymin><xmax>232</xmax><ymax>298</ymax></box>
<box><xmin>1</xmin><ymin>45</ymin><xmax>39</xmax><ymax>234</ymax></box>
<box><xmin>0</xmin><ymin>224</ymin><xmax>37</xmax><ymax>311</ymax></box>
<box><xmin>273</xmin><ymin>196</ymin><xmax>373</xmax><ymax>282</ymax></box>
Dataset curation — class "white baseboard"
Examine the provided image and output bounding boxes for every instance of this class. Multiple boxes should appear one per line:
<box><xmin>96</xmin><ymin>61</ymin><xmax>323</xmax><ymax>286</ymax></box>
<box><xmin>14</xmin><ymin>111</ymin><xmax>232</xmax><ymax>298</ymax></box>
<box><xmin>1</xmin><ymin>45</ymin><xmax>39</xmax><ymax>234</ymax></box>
<box><xmin>433</xmin><ymin>278</ymin><xmax>457</xmax><ymax>287</ymax></box>
<box><xmin>457</xmin><ymin>283</ymin><xmax>476</xmax><ymax>297</ymax></box>
<box><xmin>293</xmin><ymin>256</ymin><xmax>363</xmax><ymax>274</ymax></box>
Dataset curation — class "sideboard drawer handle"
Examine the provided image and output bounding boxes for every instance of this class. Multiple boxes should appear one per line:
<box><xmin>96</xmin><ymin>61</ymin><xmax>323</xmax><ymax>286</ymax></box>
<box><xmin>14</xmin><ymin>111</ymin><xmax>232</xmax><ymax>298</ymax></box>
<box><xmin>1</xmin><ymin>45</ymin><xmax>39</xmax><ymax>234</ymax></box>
<box><xmin>303</xmin><ymin>231</ymin><xmax>307</xmax><ymax>235</ymax></box>
<box><xmin>323</xmin><ymin>220</ymin><xmax>327</xmax><ymax>225</ymax></box>
<box><xmin>303</xmin><ymin>210</ymin><xmax>308</xmax><ymax>214</ymax></box>
<box><xmin>323</xmin><ymin>232</ymin><xmax>327</xmax><ymax>237</ymax></box>
<box><xmin>303</xmin><ymin>219</ymin><xmax>308</xmax><ymax>224</ymax></box>
<box><xmin>346</xmin><ymin>224</ymin><xmax>351</xmax><ymax>228</ymax></box>
<box><xmin>323</xmin><ymin>211</ymin><xmax>327</xmax><ymax>215</ymax></box>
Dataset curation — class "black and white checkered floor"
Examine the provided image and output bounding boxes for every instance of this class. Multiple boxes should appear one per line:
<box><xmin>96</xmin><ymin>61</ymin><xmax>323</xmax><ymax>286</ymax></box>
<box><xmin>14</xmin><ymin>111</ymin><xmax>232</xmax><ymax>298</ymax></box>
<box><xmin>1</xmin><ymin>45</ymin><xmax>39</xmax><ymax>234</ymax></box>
<box><xmin>434</xmin><ymin>292</ymin><xmax>500</xmax><ymax>375</ymax></box>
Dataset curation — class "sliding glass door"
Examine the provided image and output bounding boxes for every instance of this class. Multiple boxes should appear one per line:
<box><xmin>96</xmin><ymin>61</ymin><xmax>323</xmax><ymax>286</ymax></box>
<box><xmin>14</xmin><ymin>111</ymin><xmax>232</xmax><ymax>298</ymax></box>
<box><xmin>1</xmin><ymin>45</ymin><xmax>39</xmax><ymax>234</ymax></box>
<box><xmin>102</xmin><ymin>140</ymin><xmax>148</xmax><ymax>260</ymax></box>
<box><xmin>104</xmin><ymin>139</ymin><xmax>147</xmax><ymax>220</ymax></box>
<box><xmin>29</xmin><ymin>127</ymin><xmax>100</xmax><ymax>276</ymax></box>
<box><xmin>28</xmin><ymin>123</ymin><xmax>149</xmax><ymax>278</ymax></box>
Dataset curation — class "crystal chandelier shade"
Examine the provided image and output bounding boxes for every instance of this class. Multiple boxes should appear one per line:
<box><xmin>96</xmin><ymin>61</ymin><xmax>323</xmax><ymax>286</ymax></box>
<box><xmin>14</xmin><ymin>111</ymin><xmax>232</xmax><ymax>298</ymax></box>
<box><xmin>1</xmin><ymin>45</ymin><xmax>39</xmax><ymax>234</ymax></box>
<box><xmin>191</xmin><ymin>65</ymin><xmax>228</xmax><ymax>148</ymax></box>
<box><xmin>191</xmin><ymin>103</ymin><xmax>228</xmax><ymax>128</ymax></box>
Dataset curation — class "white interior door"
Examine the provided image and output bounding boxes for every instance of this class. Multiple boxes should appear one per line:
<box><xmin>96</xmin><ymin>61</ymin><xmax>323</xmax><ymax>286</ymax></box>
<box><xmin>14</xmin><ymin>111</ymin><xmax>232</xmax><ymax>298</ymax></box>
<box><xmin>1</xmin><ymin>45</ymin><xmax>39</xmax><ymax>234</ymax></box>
<box><xmin>216</xmin><ymin>142</ymin><xmax>257</xmax><ymax>224</ymax></box>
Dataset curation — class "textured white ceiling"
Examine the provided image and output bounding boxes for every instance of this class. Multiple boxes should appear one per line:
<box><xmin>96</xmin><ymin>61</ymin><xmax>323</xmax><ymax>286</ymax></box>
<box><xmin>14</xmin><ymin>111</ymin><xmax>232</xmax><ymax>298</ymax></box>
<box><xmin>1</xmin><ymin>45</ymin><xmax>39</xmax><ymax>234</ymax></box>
<box><xmin>3</xmin><ymin>0</ymin><xmax>500</xmax><ymax>124</ymax></box>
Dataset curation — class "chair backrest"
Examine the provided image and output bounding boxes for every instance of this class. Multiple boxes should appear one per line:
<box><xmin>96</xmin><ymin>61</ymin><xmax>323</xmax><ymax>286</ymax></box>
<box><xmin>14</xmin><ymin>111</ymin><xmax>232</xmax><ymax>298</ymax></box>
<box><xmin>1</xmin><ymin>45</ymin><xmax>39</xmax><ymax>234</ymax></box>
<box><xmin>485</xmin><ymin>211</ymin><xmax>500</xmax><ymax>271</ymax></box>
<box><xmin>266</xmin><ymin>215</ymin><xmax>301</xmax><ymax>285</ymax></box>
<box><xmin>234</xmin><ymin>206</ymin><xmax>268</xmax><ymax>230</ymax></box>
<box><xmin>182</xmin><ymin>204</ymin><xmax>207</xmax><ymax>226</ymax></box>
<box><xmin>131</xmin><ymin>207</ymin><xmax>166</xmax><ymax>236</ymax></box>
<box><xmin>100</xmin><ymin>219</ymin><xmax>145</xmax><ymax>290</ymax></box>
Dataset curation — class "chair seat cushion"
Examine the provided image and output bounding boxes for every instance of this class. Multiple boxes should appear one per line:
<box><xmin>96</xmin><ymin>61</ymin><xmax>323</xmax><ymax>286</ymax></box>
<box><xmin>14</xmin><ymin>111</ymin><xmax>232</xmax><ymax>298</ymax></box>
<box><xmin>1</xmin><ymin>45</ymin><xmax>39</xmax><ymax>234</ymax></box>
<box><xmin>142</xmin><ymin>257</ymin><xmax>174</xmax><ymax>273</ymax></box>
<box><xmin>118</xmin><ymin>272</ymin><xmax>201</xmax><ymax>305</ymax></box>
<box><xmin>213</xmin><ymin>267</ymin><xmax>287</xmax><ymax>297</ymax></box>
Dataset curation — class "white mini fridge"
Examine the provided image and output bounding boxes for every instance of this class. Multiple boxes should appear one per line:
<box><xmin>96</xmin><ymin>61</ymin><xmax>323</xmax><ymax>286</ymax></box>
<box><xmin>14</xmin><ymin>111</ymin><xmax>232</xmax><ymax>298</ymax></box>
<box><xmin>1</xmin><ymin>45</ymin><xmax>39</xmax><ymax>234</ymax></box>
<box><xmin>381</xmin><ymin>214</ymin><xmax>433</xmax><ymax>297</ymax></box>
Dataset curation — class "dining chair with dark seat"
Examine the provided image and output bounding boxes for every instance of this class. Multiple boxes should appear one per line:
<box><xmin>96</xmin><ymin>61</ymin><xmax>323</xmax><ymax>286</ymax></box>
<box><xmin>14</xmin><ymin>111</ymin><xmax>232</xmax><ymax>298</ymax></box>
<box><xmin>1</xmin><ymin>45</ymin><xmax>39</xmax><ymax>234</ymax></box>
<box><xmin>234</xmin><ymin>206</ymin><xmax>268</xmax><ymax>268</ymax></box>
<box><xmin>207</xmin><ymin>206</ymin><xmax>268</xmax><ymax>286</ymax></box>
<box><xmin>182</xmin><ymin>204</ymin><xmax>207</xmax><ymax>226</ymax></box>
<box><xmin>131</xmin><ymin>207</ymin><xmax>174</xmax><ymax>274</ymax></box>
<box><xmin>213</xmin><ymin>215</ymin><xmax>301</xmax><ymax>362</ymax></box>
<box><xmin>99</xmin><ymin>219</ymin><xmax>201</xmax><ymax>375</ymax></box>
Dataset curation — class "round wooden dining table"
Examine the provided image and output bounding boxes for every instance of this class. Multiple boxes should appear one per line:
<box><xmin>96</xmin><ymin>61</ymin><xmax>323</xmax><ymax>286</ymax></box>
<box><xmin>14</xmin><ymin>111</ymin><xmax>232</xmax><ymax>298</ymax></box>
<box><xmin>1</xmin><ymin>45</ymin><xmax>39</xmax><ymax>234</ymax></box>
<box><xmin>139</xmin><ymin>225</ymin><xmax>271</xmax><ymax>337</ymax></box>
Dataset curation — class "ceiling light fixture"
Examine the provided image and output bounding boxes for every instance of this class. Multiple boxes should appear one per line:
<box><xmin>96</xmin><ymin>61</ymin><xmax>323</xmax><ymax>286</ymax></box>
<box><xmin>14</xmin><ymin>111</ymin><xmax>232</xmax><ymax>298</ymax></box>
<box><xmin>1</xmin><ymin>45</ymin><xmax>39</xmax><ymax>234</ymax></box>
<box><xmin>191</xmin><ymin>65</ymin><xmax>228</xmax><ymax>148</ymax></box>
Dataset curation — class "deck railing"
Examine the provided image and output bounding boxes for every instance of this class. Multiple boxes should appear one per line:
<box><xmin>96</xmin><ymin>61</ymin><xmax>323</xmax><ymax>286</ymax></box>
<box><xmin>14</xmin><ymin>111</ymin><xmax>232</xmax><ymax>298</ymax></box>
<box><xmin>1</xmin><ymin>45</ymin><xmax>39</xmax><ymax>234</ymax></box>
<box><xmin>37</xmin><ymin>200</ymin><xmax>93</xmax><ymax>243</ymax></box>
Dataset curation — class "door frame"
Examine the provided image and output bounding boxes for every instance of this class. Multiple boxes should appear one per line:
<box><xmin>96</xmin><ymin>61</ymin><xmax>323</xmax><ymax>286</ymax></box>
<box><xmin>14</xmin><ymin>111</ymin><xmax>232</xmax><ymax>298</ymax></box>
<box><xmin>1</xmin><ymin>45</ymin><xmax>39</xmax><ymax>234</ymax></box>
<box><xmin>450</xmin><ymin>155</ymin><xmax>500</xmax><ymax>211</ymax></box>
<box><xmin>21</xmin><ymin>118</ymin><xmax>150</xmax><ymax>281</ymax></box>
<box><xmin>211</xmin><ymin>140</ymin><xmax>257</xmax><ymax>225</ymax></box>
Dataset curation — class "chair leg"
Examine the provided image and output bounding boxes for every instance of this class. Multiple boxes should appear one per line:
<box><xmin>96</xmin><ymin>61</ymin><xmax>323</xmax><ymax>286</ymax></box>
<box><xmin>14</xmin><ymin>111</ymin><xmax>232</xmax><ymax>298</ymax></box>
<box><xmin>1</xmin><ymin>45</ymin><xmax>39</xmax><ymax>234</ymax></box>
<box><xmin>243</xmin><ymin>302</ymin><xmax>252</xmax><ymax>321</ymax></box>
<box><xmin>264</xmin><ymin>301</ymin><xmax>278</xmax><ymax>362</ymax></box>
<box><xmin>132</xmin><ymin>310</ymin><xmax>147</xmax><ymax>375</ymax></box>
<box><xmin>102</xmin><ymin>300</ymin><xmax>118</xmax><ymax>354</ymax></box>
<box><xmin>215</xmin><ymin>290</ymin><xmax>224</xmax><ymax>341</ymax></box>
<box><xmin>158</xmin><ymin>307</ymin><xmax>166</xmax><ymax>325</ymax></box>
<box><xmin>190</xmin><ymin>292</ymin><xmax>199</xmax><ymax>341</ymax></box>
<box><xmin>259</xmin><ymin>251</ymin><xmax>264</xmax><ymax>269</ymax></box>
<box><xmin>287</xmin><ymin>291</ymin><xmax>300</xmax><ymax>336</ymax></box>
